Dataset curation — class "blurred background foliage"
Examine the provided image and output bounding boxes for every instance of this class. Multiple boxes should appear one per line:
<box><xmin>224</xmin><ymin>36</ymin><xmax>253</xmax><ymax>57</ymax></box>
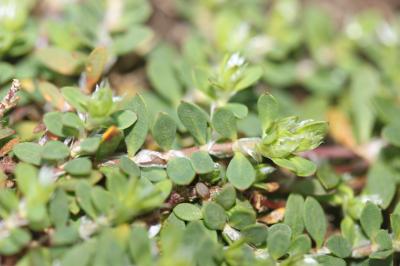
<box><xmin>2</xmin><ymin>0</ymin><xmax>400</xmax><ymax>149</ymax></box>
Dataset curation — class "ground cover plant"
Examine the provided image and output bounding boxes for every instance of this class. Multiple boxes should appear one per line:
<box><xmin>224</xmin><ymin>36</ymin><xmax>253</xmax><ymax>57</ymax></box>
<box><xmin>0</xmin><ymin>0</ymin><xmax>400</xmax><ymax>265</ymax></box>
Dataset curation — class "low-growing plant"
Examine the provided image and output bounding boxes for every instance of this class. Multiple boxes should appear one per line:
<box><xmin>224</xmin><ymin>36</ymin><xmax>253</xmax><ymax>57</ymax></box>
<box><xmin>0</xmin><ymin>50</ymin><xmax>398</xmax><ymax>265</ymax></box>
<box><xmin>1</xmin><ymin>0</ymin><xmax>400</xmax><ymax>266</ymax></box>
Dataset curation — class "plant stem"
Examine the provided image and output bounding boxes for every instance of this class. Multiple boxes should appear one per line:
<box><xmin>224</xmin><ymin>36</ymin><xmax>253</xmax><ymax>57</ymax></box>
<box><xmin>351</xmin><ymin>242</ymin><xmax>377</xmax><ymax>258</ymax></box>
<box><xmin>132</xmin><ymin>137</ymin><xmax>261</xmax><ymax>167</ymax></box>
<box><xmin>351</xmin><ymin>240</ymin><xmax>400</xmax><ymax>258</ymax></box>
<box><xmin>0</xmin><ymin>79</ymin><xmax>20</xmax><ymax>118</ymax></box>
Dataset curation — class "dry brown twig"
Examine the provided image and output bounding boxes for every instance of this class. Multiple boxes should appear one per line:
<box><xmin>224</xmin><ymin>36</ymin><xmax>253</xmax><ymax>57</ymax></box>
<box><xmin>0</xmin><ymin>79</ymin><xmax>21</xmax><ymax>119</ymax></box>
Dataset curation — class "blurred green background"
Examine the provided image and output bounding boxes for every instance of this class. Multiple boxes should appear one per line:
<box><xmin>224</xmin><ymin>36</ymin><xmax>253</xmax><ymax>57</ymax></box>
<box><xmin>2</xmin><ymin>0</ymin><xmax>400</xmax><ymax>153</ymax></box>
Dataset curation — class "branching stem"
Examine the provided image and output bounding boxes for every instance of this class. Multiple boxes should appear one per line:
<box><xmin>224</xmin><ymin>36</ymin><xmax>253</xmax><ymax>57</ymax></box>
<box><xmin>0</xmin><ymin>79</ymin><xmax>20</xmax><ymax>119</ymax></box>
<box><xmin>132</xmin><ymin>137</ymin><xmax>261</xmax><ymax>167</ymax></box>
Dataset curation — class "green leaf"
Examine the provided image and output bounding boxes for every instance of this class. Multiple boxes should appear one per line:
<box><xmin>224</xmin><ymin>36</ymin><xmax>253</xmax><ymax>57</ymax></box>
<box><xmin>272</xmin><ymin>156</ymin><xmax>316</xmax><ymax>177</ymax></box>
<box><xmin>228</xmin><ymin>202</ymin><xmax>256</xmax><ymax>230</ymax></box>
<box><xmin>212</xmin><ymin>107</ymin><xmax>237</xmax><ymax>139</ymax></box>
<box><xmin>315</xmin><ymin>255</ymin><xmax>346</xmax><ymax>266</ymax></box>
<box><xmin>257</xmin><ymin>93</ymin><xmax>278</xmax><ymax>131</ymax></box>
<box><xmin>102</xmin><ymin>167</ymin><xmax>127</xmax><ymax>197</ymax></box>
<box><xmin>154</xmin><ymin>180</ymin><xmax>172</xmax><ymax>204</ymax></box>
<box><xmin>119</xmin><ymin>156</ymin><xmax>140</xmax><ymax>177</ymax></box>
<box><xmin>202</xmin><ymin>202</ymin><xmax>227</xmax><ymax>230</ymax></box>
<box><xmin>177</xmin><ymin>102</ymin><xmax>209</xmax><ymax>145</ymax></box>
<box><xmin>90</xmin><ymin>187</ymin><xmax>113</xmax><ymax>215</ymax></box>
<box><xmin>374</xmin><ymin>230</ymin><xmax>392</xmax><ymax>252</ymax></box>
<box><xmin>390</xmin><ymin>213</ymin><xmax>400</xmax><ymax>240</ymax></box>
<box><xmin>60</xmin><ymin>241</ymin><xmax>96</xmax><ymax>266</ymax></box>
<box><xmin>152</xmin><ymin>112</ymin><xmax>177</xmax><ymax>150</ymax></box>
<box><xmin>373</xmin><ymin>96</ymin><xmax>400</xmax><ymax>124</ymax></box>
<box><xmin>224</xmin><ymin>103</ymin><xmax>248</xmax><ymax>119</ymax></box>
<box><xmin>215</xmin><ymin>184</ymin><xmax>236</xmax><ymax>210</ymax></box>
<box><xmin>340</xmin><ymin>217</ymin><xmax>358</xmax><ymax>246</ymax></box>
<box><xmin>64</xmin><ymin>158</ymin><xmax>92</xmax><ymax>176</ymax></box>
<box><xmin>263</xmin><ymin>61</ymin><xmax>297</xmax><ymax>87</ymax></box>
<box><xmin>267</xmin><ymin>224</ymin><xmax>292</xmax><ymax>259</ymax></box>
<box><xmin>125</xmin><ymin>95</ymin><xmax>149</xmax><ymax>156</ymax></box>
<box><xmin>226</xmin><ymin>153</ymin><xmax>255</xmax><ymax>190</ymax></box>
<box><xmin>111</xmin><ymin>110</ymin><xmax>137</xmax><ymax>130</ymax></box>
<box><xmin>61</xmin><ymin>86</ymin><xmax>88</xmax><ymax>113</ymax></box>
<box><xmin>284</xmin><ymin>194</ymin><xmax>304</xmax><ymax>236</ymax></box>
<box><xmin>15</xmin><ymin>162</ymin><xmax>38</xmax><ymax>196</ymax></box>
<box><xmin>317</xmin><ymin>162</ymin><xmax>340</xmax><ymax>190</ymax></box>
<box><xmin>360</xmin><ymin>202</ymin><xmax>382</xmax><ymax>239</ymax></box>
<box><xmin>350</xmin><ymin>66</ymin><xmax>379</xmax><ymax>143</ymax></box>
<box><xmin>190</xmin><ymin>151</ymin><xmax>215</xmax><ymax>174</ymax></box>
<box><xmin>13</xmin><ymin>142</ymin><xmax>42</xmax><ymax>166</ymax></box>
<box><xmin>0</xmin><ymin>228</ymin><xmax>31</xmax><ymax>256</ymax></box>
<box><xmin>241</xmin><ymin>223</ymin><xmax>268</xmax><ymax>247</ymax></box>
<box><xmin>129</xmin><ymin>224</ymin><xmax>152</xmax><ymax>266</ymax></box>
<box><xmin>0</xmin><ymin>190</ymin><xmax>18</xmax><ymax>216</ymax></box>
<box><xmin>303</xmin><ymin>196</ymin><xmax>327</xmax><ymax>248</ymax></box>
<box><xmin>43</xmin><ymin>112</ymin><xmax>68</xmax><ymax>137</ymax></box>
<box><xmin>167</xmin><ymin>157</ymin><xmax>196</xmax><ymax>185</ymax></box>
<box><xmin>382</xmin><ymin>123</ymin><xmax>400</xmax><ymax>147</ymax></box>
<box><xmin>62</xmin><ymin>112</ymin><xmax>84</xmax><ymax>133</ymax></box>
<box><xmin>147</xmin><ymin>46</ymin><xmax>181</xmax><ymax>104</ymax></box>
<box><xmin>173</xmin><ymin>203</ymin><xmax>202</xmax><ymax>221</ymax></box>
<box><xmin>369</xmin><ymin>250</ymin><xmax>394</xmax><ymax>260</ymax></box>
<box><xmin>112</xmin><ymin>26</ymin><xmax>152</xmax><ymax>55</ymax></box>
<box><xmin>80</xmin><ymin>137</ymin><xmax>101</xmax><ymax>154</ymax></box>
<box><xmin>52</xmin><ymin>226</ymin><xmax>79</xmax><ymax>246</ymax></box>
<box><xmin>234</xmin><ymin>66</ymin><xmax>263</xmax><ymax>91</ymax></box>
<box><xmin>91</xmin><ymin>229</ymin><xmax>126</xmax><ymax>266</ymax></box>
<box><xmin>326</xmin><ymin>235</ymin><xmax>351</xmax><ymax>258</ymax></box>
<box><xmin>42</xmin><ymin>141</ymin><xmax>69</xmax><ymax>161</ymax></box>
<box><xmin>49</xmin><ymin>189</ymin><xmax>69</xmax><ymax>228</ymax></box>
<box><xmin>0</xmin><ymin>63</ymin><xmax>14</xmax><ymax>84</ymax></box>
<box><xmin>36</xmin><ymin>47</ymin><xmax>83</xmax><ymax>75</ymax></box>
<box><xmin>288</xmin><ymin>234</ymin><xmax>312</xmax><ymax>256</ymax></box>
<box><xmin>75</xmin><ymin>181</ymin><xmax>97</xmax><ymax>218</ymax></box>
<box><xmin>295</xmin><ymin>121</ymin><xmax>328</xmax><ymax>152</ymax></box>
<box><xmin>364</xmin><ymin>162</ymin><xmax>396</xmax><ymax>209</ymax></box>
<box><xmin>141</xmin><ymin>167</ymin><xmax>166</xmax><ymax>182</ymax></box>
<box><xmin>260</xmin><ymin>117</ymin><xmax>327</xmax><ymax>158</ymax></box>
<box><xmin>394</xmin><ymin>202</ymin><xmax>400</xmax><ymax>215</ymax></box>
<box><xmin>86</xmin><ymin>87</ymin><xmax>113</xmax><ymax>118</ymax></box>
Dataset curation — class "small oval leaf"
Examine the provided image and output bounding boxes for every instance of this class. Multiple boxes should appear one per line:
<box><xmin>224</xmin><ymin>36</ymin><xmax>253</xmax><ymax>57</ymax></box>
<box><xmin>303</xmin><ymin>197</ymin><xmax>327</xmax><ymax>248</ymax></box>
<box><xmin>226</xmin><ymin>153</ymin><xmax>255</xmax><ymax>190</ymax></box>
<box><xmin>152</xmin><ymin>112</ymin><xmax>176</xmax><ymax>150</ymax></box>
<box><xmin>167</xmin><ymin>157</ymin><xmax>196</xmax><ymax>185</ymax></box>
<box><xmin>173</xmin><ymin>203</ymin><xmax>202</xmax><ymax>221</ymax></box>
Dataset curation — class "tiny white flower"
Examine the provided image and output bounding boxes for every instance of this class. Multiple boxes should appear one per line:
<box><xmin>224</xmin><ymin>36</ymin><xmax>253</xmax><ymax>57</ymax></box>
<box><xmin>227</xmin><ymin>53</ymin><xmax>245</xmax><ymax>69</ymax></box>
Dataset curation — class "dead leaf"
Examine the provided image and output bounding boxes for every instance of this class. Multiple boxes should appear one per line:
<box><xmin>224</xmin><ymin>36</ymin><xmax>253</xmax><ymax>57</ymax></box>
<box><xmin>258</xmin><ymin>207</ymin><xmax>285</xmax><ymax>224</ymax></box>
<box><xmin>85</xmin><ymin>47</ymin><xmax>108</xmax><ymax>93</ymax></box>
<box><xmin>38</xmin><ymin>81</ymin><xmax>65</xmax><ymax>110</ymax></box>
<box><xmin>0</xmin><ymin>138</ymin><xmax>19</xmax><ymax>156</ymax></box>
<box><xmin>327</xmin><ymin>108</ymin><xmax>356</xmax><ymax>149</ymax></box>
